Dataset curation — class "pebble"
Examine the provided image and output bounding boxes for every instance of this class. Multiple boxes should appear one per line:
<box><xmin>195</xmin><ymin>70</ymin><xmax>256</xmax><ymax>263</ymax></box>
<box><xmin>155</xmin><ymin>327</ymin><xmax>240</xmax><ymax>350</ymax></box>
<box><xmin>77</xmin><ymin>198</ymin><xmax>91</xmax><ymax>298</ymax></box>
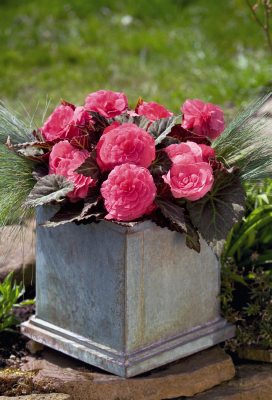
<box><xmin>9</xmin><ymin>355</ymin><xmax>16</xmax><ymax>360</ymax></box>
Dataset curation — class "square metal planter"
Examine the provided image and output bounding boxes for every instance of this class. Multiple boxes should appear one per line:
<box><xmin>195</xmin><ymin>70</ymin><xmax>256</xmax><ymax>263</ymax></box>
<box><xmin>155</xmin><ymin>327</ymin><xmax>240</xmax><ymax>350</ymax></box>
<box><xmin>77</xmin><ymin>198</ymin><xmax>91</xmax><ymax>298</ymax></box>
<box><xmin>21</xmin><ymin>205</ymin><xmax>235</xmax><ymax>378</ymax></box>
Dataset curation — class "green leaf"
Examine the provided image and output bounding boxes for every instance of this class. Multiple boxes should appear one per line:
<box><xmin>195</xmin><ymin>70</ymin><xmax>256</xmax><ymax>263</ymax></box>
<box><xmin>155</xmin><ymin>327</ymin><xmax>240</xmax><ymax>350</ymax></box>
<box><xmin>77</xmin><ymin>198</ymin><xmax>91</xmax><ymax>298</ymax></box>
<box><xmin>187</xmin><ymin>170</ymin><xmax>246</xmax><ymax>258</ymax></box>
<box><xmin>21</xmin><ymin>174</ymin><xmax>74</xmax><ymax>208</ymax></box>
<box><xmin>0</xmin><ymin>314</ymin><xmax>21</xmax><ymax>331</ymax></box>
<box><xmin>70</xmin><ymin>135</ymin><xmax>91</xmax><ymax>150</ymax></box>
<box><xmin>221</xmin><ymin>266</ymin><xmax>248</xmax><ymax>287</ymax></box>
<box><xmin>17</xmin><ymin>299</ymin><xmax>36</xmax><ymax>306</ymax></box>
<box><xmin>148</xmin><ymin>115</ymin><xmax>181</xmax><ymax>144</ymax></box>
<box><xmin>148</xmin><ymin>150</ymin><xmax>172</xmax><ymax>184</ymax></box>
<box><xmin>113</xmin><ymin>113</ymin><xmax>150</xmax><ymax>130</ymax></box>
<box><xmin>154</xmin><ymin>195</ymin><xmax>186</xmax><ymax>232</ymax></box>
<box><xmin>74</xmin><ymin>150</ymin><xmax>100</xmax><ymax>180</ymax></box>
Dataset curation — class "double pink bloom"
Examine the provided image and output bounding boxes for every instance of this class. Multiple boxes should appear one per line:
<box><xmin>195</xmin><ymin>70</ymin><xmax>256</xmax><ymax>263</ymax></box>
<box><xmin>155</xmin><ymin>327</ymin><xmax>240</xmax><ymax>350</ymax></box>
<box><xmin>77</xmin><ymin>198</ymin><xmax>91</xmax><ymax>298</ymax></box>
<box><xmin>163</xmin><ymin>142</ymin><xmax>214</xmax><ymax>201</ymax></box>
<box><xmin>181</xmin><ymin>99</ymin><xmax>225</xmax><ymax>140</ymax></box>
<box><xmin>41</xmin><ymin>105</ymin><xmax>92</xmax><ymax>141</ymax></box>
<box><xmin>41</xmin><ymin>90</ymin><xmax>224</xmax><ymax>221</ymax></box>
<box><xmin>49</xmin><ymin>141</ymin><xmax>96</xmax><ymax>203</ymax></box>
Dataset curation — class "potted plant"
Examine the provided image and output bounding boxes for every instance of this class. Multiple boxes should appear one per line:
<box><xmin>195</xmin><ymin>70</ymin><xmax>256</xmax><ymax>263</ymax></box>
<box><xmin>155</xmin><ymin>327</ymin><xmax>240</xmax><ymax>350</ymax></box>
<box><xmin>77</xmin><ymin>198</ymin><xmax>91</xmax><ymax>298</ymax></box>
<box><xmin>1</xmin><ymin>91</ymin><xmax>271</xmax><ymax>377</ymax></box>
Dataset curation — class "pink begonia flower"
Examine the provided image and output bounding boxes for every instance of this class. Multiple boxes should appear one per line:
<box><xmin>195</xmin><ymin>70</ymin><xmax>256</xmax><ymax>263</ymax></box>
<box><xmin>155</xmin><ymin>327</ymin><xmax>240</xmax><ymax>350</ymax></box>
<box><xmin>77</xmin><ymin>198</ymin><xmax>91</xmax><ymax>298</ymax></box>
<box><xmin>163</xmin><ymin>162</ymin><xmax>214</xmax><ymax>201</ymax></box>
<box><xmin>102</xmin><ymin>121</ymin><xmax>120</xmax><ymax>135</ymax></box>
<box><xmin>144</xmin><ymin>202</ymin><xmax>157</xmax><ymax>215</ymax></box>
<box><xmin>49</xmin><ymin>141</ymin><xmax>96</xmax><ymax>203</ymax></box>
<box><xmin>41</xmin><ymin>105</ymin><xmax>92</xmax><ymax>141</ymax></box>
<box><xmin>137</xmin><ymin>101</ymin><xmax>174</xmax><ymax>122</ymax></box>
<box><xmin>181</xmin><ymin>99</ymin><xmax>225</xmax><ymax>140</ymax></box>
<box><xmin>69</xmin><ymin>106</ymin><xmax>94</xmax><ymax>136</ymax></box>
<box><xmin>96</xmin><ymin>123</ymin><xmax>155</xmax><ymax>171</ymax></box>
<box><xmin>85</xmin><ymin>90</ymin><xmax>128</xmax><ymax>118</ymax></box>
<box><xmin>101</xmin><ymin>163</ymin><xmax>157</xmax><ymax>221</ymax></box>
<box><xmin>164</xmin><ymin>142</ymin><xmax>203</xmax><ymax>165</ymax></box>
<box><xmin>198</xmin><ymin>144</ymin><xmax>216</xmax><ymax>163</ymax></box>
<box><xmin>127</xmin><ymin>110</ymin><xmax>139</xmax><ymax>117</ymax></box>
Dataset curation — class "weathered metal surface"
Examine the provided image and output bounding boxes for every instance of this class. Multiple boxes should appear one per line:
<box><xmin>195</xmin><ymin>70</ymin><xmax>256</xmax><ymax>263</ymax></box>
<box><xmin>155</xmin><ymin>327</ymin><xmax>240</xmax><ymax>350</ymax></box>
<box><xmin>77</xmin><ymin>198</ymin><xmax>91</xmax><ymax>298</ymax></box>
<box><xmin>21</xmin><ymin>205</ymin><xmax>235</xmax><ymax>377</ymax></box>
<box><xmin>21</xmin><ymin>316</ymin><xmax>235</xmax><ymax>378</ymax></box>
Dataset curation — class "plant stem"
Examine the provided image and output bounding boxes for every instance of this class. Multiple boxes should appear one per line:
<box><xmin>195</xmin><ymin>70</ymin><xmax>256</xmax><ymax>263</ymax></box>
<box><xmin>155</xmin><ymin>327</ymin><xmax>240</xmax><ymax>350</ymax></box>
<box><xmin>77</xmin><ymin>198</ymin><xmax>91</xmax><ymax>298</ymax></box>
<box><xmin>246</xmin><ymin>0</ymin><xmax>272</xmax><ymax>60</ymax></box>
<box><xmin>264</xmin><ymin>1</ymin><xmax>272</xmax><ymax>59</ymax></box>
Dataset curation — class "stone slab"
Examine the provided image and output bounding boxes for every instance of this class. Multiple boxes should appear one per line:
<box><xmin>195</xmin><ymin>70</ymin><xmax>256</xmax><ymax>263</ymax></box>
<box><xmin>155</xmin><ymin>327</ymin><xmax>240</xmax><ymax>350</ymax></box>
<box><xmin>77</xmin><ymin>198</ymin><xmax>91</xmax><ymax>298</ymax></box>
<box><xmin>187</xmin><ymin>363</ymin><xmax>272</xmax><ymax>399</ymax></box>
<box><xmin>0</xmin><ymin>220</ymin><xmax>36</xmax><ymax>286</ymax></box>
<box><xmin>238</xmin><ymin>345</ymin><xmax>272</xmax><ymax>362</ymax></box>
<box><xmin>19</xmin><ymin>345</ymin><xmax>235</xmax><ymax>400</ymax></box>
<box><xmin>0</xmin><ymin>395</ymin><xmax>72</xmax><ymax>400</ymax></box>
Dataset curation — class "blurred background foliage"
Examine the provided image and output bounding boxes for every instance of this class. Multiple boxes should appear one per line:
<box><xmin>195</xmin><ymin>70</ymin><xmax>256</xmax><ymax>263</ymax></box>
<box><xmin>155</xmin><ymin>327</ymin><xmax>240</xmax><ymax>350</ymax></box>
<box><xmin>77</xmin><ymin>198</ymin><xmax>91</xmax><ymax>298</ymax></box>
<box><xmin>0</xmin><ymin>0</ymin><xmax>271</xmax><ymax>122</ymax></box>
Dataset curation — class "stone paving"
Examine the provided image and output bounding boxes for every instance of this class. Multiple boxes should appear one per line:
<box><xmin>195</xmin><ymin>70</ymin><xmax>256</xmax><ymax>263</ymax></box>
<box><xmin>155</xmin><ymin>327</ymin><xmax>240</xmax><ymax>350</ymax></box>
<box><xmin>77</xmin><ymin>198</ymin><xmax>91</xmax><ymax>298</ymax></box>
<box><xmin>1</xmin><ymin>345</ymin><xmax>235</xmax><ymax>400</ymax></box>
<box><xmin>187</xmin><ymin>362</ymin><xmax>272</xmax><ymax>400</ymax></box>
<box><xmin>2</xmin><ymin>345</ymin><xmax>272</xmax><ymax>399</ymax></box>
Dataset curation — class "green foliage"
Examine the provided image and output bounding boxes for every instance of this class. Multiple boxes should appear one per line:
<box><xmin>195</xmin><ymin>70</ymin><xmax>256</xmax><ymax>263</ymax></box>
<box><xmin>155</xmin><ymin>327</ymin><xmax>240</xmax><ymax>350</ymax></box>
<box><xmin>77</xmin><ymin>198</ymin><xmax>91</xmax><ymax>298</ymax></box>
<box><xmin>0</xmin><ymin>271</ymin><xmax>35</xmax><ymax>333</ymax></box>
<box><xmin>0</xmin><ymin>104</ymin><xmax>39</xmax><ymax>259</ymax></box>
<box><xmin>221</xmin><ymin>179</ymin><xmax>272</xmax><ymax>350</ymax></box>
<box><xmin>0</xmin><ymin>0</ymin><xmax>271</xmax><ymax>119</ymax></box>
<box><xmin>221</xmin><ymin>263</ymin><xmax>272</xmax><ymax>350</ymax></box>
<box><xmin>213</xmin><ymin>95</ymin><xmax>272</xmax><ymax>183</ymax></box>
<box><xmin>224</xmin><ymin>179</ymin><xmax>272</xmax><ymax>267</ymax></box>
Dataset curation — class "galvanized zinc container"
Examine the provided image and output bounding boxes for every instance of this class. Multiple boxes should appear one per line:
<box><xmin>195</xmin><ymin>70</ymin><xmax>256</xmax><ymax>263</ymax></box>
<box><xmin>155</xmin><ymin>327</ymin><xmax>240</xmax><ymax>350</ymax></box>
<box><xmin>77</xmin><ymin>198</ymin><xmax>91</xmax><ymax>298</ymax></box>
<box><xmin>21</xmin><ymin>205</ymin><xmax>235</xmax><ymax>378</ymax></box>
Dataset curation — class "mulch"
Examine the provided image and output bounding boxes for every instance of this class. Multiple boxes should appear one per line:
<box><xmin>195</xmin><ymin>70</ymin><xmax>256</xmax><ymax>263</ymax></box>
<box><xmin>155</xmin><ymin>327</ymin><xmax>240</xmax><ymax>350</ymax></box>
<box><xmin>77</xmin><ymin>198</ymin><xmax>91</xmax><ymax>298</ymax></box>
<box><xmin>0</xmin><ymin>301</ymin><xmax>51</xmax><ymax>396</ymax></box>
<box><xmin>0</xmin><ymin>303</ymin><xmax>35</xmax><ymax>369</ymax></box>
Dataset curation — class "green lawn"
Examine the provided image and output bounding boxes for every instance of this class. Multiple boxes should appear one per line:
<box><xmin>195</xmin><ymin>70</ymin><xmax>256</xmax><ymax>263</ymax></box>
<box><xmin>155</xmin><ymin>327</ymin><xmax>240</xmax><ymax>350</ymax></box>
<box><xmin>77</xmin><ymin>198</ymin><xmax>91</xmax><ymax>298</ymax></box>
<box><xmin>0</xmin><ymin>0</ymin><xmax>271</xmax><ymax>123</ymax></box>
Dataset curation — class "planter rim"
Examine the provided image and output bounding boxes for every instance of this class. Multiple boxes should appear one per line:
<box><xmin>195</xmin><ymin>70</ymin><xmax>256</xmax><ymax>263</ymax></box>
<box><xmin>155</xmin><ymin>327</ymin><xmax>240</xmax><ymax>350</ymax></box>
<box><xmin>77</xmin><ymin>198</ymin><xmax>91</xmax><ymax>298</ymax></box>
<box><xmin>37</xmin><ymin>205</ymin><xmax>155</xmax><ymax>233</ymax></box>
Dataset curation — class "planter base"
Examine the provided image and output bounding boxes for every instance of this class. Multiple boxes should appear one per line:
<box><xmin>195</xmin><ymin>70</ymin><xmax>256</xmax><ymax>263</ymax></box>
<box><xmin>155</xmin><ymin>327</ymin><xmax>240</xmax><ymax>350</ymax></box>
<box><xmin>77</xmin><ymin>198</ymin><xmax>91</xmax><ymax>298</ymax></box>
<box><xmin>21</xmin><ymin>316</ymin><xmax>235</xmax><ymax>378</ymax></box>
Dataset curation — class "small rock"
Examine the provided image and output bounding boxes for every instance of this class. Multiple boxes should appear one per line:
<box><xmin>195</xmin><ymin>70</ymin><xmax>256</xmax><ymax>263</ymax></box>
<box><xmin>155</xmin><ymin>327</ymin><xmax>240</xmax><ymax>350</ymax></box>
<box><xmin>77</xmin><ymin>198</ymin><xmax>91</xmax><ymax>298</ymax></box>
<box><xmin>187</xmin><ymin>363</ymin><xmax>272</xmax><ymax>399</ymax></box>
<box><xmin>26</xmin><ymin>340</ymin><xmax>44</xmax><ymax>355</ymax></box>
<box><xmin>0</xmin><ymin>221</ymin><xmax>36</xmax><ymax>287</ymax></box>
<box><xmin>9</xmin><ymin>355</ymin><xmax>16</xmax><ymax>360</ymax></box>
<box><xmin>238</xmin><ymin>345</ymin><xmax>272</xmax><ymax>362</ymax></box>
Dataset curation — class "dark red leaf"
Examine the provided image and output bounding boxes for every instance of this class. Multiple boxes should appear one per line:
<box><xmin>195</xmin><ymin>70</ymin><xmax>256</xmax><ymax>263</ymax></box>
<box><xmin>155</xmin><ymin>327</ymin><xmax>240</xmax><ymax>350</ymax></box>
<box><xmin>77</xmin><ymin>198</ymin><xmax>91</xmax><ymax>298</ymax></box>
<box><xmin>154</xmin><ymin>195</ymin><xmax>186</xmax><ymax>232</ymax></box>
<box><xmin>74</xmin><ymin>149</ymin><xmax>100</xmax><ymax>180</ymax></box>
<box><xmin>135</xmin><ymin>96</ymin><xmax>144</xmax><ymax>113</ymax></box>
<box><xmin>169</xmin><ymin>124</ymin><xmax>211</xmax><ymax>145</ymax></box>
<box><xmin>148</xmin><ymin>150</ymin><xmax>172</xmax><ymax>184</ymax></box>
<box><xmin>70</xmin><ymin>135</ymin><xmax>91</xmax><ymax>150</ymax></box>
<box><xmin>61</xmin><ymin>98</ymin><xmax>76</xmax><ymax>110</ymax></box>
